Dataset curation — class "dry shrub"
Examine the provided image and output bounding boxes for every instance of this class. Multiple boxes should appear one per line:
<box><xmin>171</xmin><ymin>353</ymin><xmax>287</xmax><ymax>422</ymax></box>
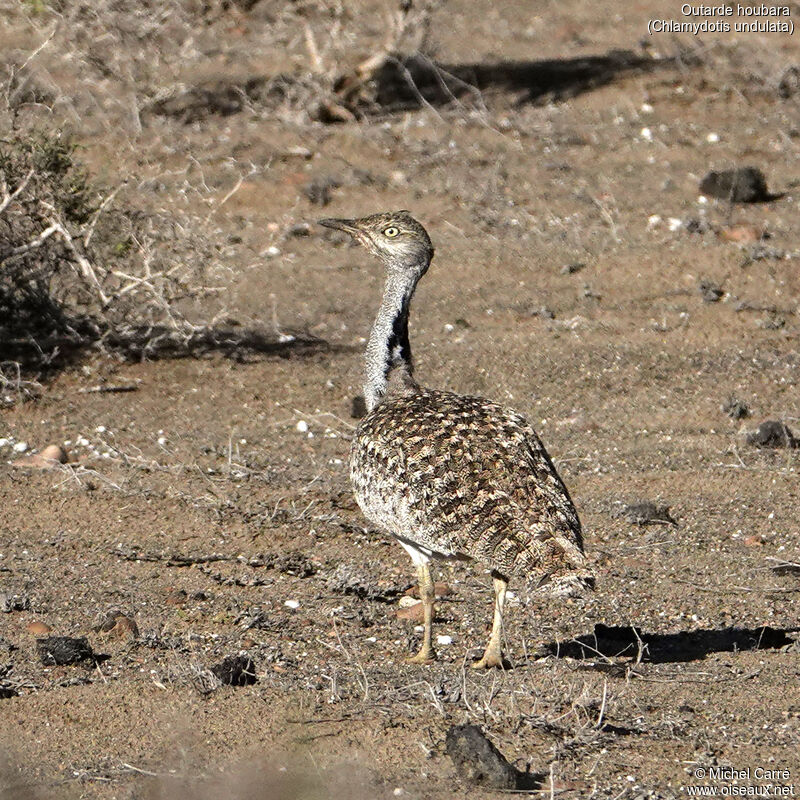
<box><xmin>0</xmin><ymin>130</ymin><xmax>225</xmax><ymax>369</ymax></box>
<box><xmin>0</xmin><ymin>128</ymin><xmax>326</xmax><ymax>395</ymax></box>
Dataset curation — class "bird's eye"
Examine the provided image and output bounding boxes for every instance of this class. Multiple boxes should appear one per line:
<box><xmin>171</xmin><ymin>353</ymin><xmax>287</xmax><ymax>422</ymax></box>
<box><xmin>383</xmin><ymin>226</ymin><xmax>400</xmax><ymax>238</ymax></box>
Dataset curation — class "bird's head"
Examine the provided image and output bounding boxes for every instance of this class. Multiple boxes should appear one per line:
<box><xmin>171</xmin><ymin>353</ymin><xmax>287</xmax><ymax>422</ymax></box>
<box><xmin>318</xmin><ymin>211</ymin><xmax>433</xmax><ymax>272</ymax></box>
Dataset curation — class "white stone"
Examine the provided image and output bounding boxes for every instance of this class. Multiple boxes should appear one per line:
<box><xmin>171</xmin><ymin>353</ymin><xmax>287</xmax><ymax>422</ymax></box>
<box><xmin>296</xmin><ymin>420</ymin><xmax>309</xmax><ymax>433</ymax></box>
<box><xmin>284</xmin><ymin>599</ymin><xmax>300</xmax><ymax>609</ymax></box>
<box><xmin>436</xmin><ymin>634</ymin><xmax>453</xmax><ymax>645</ymax></box>
<box><xmin>12</xmin><ymin>442</ymin><xmax>28</xmax><ymax>453</ymax></box>
<box><xmin>640</xmin><ymin>127</ymin><xmax>653</xmax><ymax>141</ymax></box>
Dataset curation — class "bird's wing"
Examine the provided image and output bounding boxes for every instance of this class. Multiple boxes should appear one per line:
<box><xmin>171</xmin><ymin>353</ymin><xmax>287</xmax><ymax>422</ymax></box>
<box><xmin>399</xmin><ymin>391</ymin><xmax>587</xmax><ymax>578</ymax></box>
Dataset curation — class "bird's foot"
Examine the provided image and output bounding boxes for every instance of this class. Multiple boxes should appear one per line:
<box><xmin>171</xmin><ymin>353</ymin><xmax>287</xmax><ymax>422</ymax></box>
<box><xmin>471</xmin><ymin>648</ymin><xmax>507</xmax><ymax>670</ymax></box>
<box><xmin>406</xmin><ymin>645</ymin><xmax>436</xmax><ymax>665</ymax></box>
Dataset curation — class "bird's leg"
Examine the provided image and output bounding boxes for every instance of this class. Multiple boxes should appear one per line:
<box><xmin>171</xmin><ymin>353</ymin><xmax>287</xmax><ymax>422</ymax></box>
<box><xmin>472</xmin><ymin>573</ymin><xmax>508</xmax><ymax>669</ymax></box>
<box><xmin>407</xmin><ymin>561</ymin><xmax>436</xmax><ymax>664</ymax></box>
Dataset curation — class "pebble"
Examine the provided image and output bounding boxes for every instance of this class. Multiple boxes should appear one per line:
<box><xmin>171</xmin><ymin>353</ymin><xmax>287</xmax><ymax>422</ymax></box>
<box><xmin>722</xmin><ymin>396</ymin><xmax>750</xmax><ymax>420</ymax></box>
<box><xmin>26</xmin><ymin>621</ymin><xmax>52</xmax><ymax>636</ymax></box>
<box><xmin>11</xmin><ymin>444</ymin><xmax>69</xmax><ymax>470</ymax></box>
<box><xmin>37</xmin><ymin>636</ymin><xmax>96</xmax><ymax>666</ymax></box>
<box><xmin>396</xmin><ymin>601</ymin><xmax>424</xmax><ymax>622</ymax></box>
<box><xmin>284</xmin><ymin>599</ymin><xmax>300</xmax><ymax>609</ymax></box>
<box><xmin>445</xmin><ymin>724</ymin><xmax>520</xmax><ymax>790</ymax></box>
<box><xmin>699</xmin><ymin>167</ymin><xmax>772</xmax><ymax>203</ymax></box>
<box><xmin>436</xmin><ymin>634</ymin><xmax>453</xmax><ymax>645</ymax></box>
<box><xmin>613</xmin><ymin>501</ymin><xmax>677</xmax><ymax>527</ymax></box>
<box><xmin>699</xmin><ymin>280</ymin><xmax>724</xmax><ymax>303</ymax></box>
<box><xmin>286</xmin><ymin>222</ymin><xmax>312</xmax><ymax>237</ymax></box>
<box><xmin>108</xmin><ymin>615</ymin><xmax>139</xmax><ymax>639</ymax></box>
<box><xmin>12</xmin><ymin>442</ymin><xmax>28</xmax><ymax>453</ymax></box>
<box><xmin>296</xmin><ymin>421</ymin><xmax>309</xmax><ymax>433</ymax></box>
<box><xmin>0</xmin><ymin>593</ymin><xmax>30</xmax><ymax>612</ymax></box>
<box><xmin>350</xmin><ymin>396</ymin><xmax>367</xmax><ymax>419</ymax></box>
<box><xmin>718</xmin><ymin>223</ymin><xmax>764</xmax><ymax>244</ymax></box>
<box><xmin>94</xmin><ymin>611</ymin><xmax>139</xmax><ymax>639</ymax></box>
<box><xmin>742</xmin><ymin>420</ymin><xmax>798</xmax><ymax>449</ymax></box>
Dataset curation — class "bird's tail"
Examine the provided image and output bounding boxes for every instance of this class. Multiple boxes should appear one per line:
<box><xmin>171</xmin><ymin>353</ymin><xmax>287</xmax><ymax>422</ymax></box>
<box><xmin>533</xmin><ymin>532</ymin><xmax>595</xmax><ymax>598</ymax></box>
<box><xmin>536</xmin><ymin>570</ymin><xmax>596</xmax><ymax>598</ymax></box>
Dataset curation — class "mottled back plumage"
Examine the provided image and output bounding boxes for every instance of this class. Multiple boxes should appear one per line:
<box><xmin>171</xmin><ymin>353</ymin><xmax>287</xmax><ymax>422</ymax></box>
<box><xmin>319</xmin><ymin>210</ymin><xmax>591</xmax><ymax>666</ymax></box>
<box><xmin>350</xmin><ymin>388</ymin><xmax>586</xmax><ymax>581</ymax></box>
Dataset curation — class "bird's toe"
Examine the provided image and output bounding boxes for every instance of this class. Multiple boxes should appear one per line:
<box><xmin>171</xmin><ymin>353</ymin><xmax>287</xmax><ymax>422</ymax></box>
<box><xmin>471</xmin><ymin>650</ymin><xmax>507</xmax><ymax>670</ymax></box>
<box><xmin>406</xmin><ymin>647</ymin><xmax>436</xmax><ymax>665</ymax></box>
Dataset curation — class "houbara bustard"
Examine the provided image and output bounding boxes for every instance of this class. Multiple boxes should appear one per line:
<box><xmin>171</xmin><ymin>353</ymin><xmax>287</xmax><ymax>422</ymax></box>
<box><xmin>319</xmin><ymin>211</ymin><xmax>592</xmax><ymax>668</ymax></box>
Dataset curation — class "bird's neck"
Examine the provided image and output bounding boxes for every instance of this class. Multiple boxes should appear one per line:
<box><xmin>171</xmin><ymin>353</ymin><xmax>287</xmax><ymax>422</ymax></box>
<box><xmin>364</xmin><ymin>267</ymin><xmax>424</xmax><ymax>411</ymax></box>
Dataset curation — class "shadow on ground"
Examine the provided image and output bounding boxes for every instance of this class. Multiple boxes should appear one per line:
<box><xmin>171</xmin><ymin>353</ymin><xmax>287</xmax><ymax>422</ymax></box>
<box><xmin>148</xmin><ymin>48</ymin><xmax>687</xmax><ymax>124</ymax></box>
<box><xmin>543</xmin><ymin>623</ymin><xmax>798</xmax><ymax>664</ymax></box>
<box><xmin>366</xmin><ymin>49</ymin><xmax>674</xmax><ymax>111</ymax></box>
<box><xmin>1</xmin><ymin>322</ymin><xmax>348</xmax><ymax>379</ymax></box>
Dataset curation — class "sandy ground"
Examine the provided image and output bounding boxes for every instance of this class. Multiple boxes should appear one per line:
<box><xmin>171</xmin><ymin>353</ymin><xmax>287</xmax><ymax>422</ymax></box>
<box><xmin>1</xmin><ymin>1</ymin><xmax>799</xmax><ymax>798</ymax></box>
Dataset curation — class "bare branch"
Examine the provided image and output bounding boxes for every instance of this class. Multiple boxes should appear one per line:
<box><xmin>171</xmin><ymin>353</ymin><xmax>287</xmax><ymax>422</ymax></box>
<box><xmin>0</xmin><ymin>169</ymin><xmax>35</xmax><ymax>216</ymax></box>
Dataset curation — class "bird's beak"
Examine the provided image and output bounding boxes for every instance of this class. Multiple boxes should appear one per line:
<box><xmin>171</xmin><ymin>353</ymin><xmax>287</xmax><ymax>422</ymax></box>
<box><xmin>318</xmin><ymin>217</ymin><xmax>361</xmax><ymax>236</ymax></box>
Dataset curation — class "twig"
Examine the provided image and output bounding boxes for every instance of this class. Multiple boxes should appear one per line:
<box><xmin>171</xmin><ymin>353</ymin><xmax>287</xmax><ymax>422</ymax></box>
<box><xmin>203</xmin><ymin>170</ymin><xmax>251</xmax><ymax>224</ymax></box>
<box><xmin>83</xmin><ymin>184</ymin><xmax>124</xmax><ymax>248</ymax></box>
<box><xmin>304</xmin><ymin>22</ymin><xmax>325</xmax><ymax>75</ymax></box>
<box><xmin>1</xmin><ymin>222</ymin><xmax>60</xmax><ymax>261</ymax></box>
<box><xmin>78</xmin><ymin>384</ymin><xmax>140</xmax><ymax>394</ymax></box>
<box><xmin>48</xmin><ymin>219</ymin><xmax>110</xmax><ymax>304</ymax></box>
<box><xmin>118</xmin><ymin>762</ymin><xmax>160</xmax><ymax>777</ymax></box>
<box><xmin>0</xmin><ymin>168</ymin><xmax>35</xmax><ymax>215</ymax></box>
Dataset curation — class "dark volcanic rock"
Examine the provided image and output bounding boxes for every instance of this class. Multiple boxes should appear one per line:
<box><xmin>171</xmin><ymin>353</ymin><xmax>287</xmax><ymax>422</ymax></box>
<box><xmin>445</xmin><ymin>724</ymin><xmax>520</xmax><ymax>790</ymax></box>
<box><xmin>699</xmin><ymin>280</ymin><xmax>724</xmax><ymax>303</ymax></box>
<box><xmin>745</xmin><ymin>420</ymin><xmax>798</xmax><ymax>449</ymax></box>
<box><xmin>722</xmin><ymin>396</ymin><xmax>750</xmax><ymax>420</ymax></box>
<box><xmin>0</xmin><ymin>592</ymin><xmax>30</xmax><ymax>613</ymax></box>
<box><xmin>778</xmin><ymin>65</ymin><xmax>800</xmax><ymax>99</ymax></box>
<box><xmin>699</xmin><ymin>167</ymin><xmax>772</xmax><ymax>203</ymax></box>
<box><xmin>613</xmin><ymin>501</ymin><xmax>677</xmax><ymax>527</ymax></box>
<box><xmin>210</xmin><ymin>655</ymin><xmax>257</xmax><ymax>686</ymax></box>
<box><xmin>37</xmin><ymin>636</ymin><xmax>95</xmax><ymax>666</ymax></box>
<box><xmin>350</xmin><ymin>395</ymin><xmax>367</xmax><ymax>419</ymax></box>
<box><xmin>303</xmin><ymin>176</ymin><xmax>340</xmax><ymax>207</ymax></box>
